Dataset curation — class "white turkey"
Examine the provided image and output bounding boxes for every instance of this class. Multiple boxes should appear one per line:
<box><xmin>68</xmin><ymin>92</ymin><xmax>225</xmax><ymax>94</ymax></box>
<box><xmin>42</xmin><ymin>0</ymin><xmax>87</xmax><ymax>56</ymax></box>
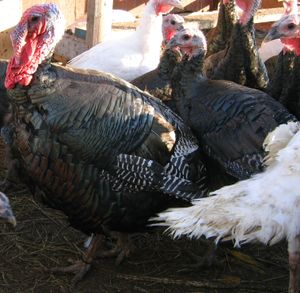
<box><xmin>154</xmin><ymin>121</ymin><xmax>300</xmax><ymax>293</ymax></box>
<box><xmin>4</xmin><ymin>3</ymin><xmax>207</xmax><ymax>284</ymax></box>
<box><xmin>161</xmin><ymin>13</ymin><xmax>184</xmax><ymax>48</ymax></box>
<box><xmin>68</xmin><ymin>0</ymin><xmax>184</xmax><ymax>81</ymax></box>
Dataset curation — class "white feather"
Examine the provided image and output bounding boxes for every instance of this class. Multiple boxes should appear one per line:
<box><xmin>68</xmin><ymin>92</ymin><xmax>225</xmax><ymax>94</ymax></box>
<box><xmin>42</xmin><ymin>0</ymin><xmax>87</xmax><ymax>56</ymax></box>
<box><xmin>68</xmin><ymin>0</ymin><xmax>164</xmax><ymax>81</ymax></box>
<box><xmin>155</xmin><ymin>122</ymin><xmax>300</xmax><ymax>249</ymax></box>
<box><xmin>258</xmin><ymin>39</ymin><xmax>283</xmax><ymax>62</ymax></box>
<box><xmin>263</xmin><ymin>121</ymin><xmax>300</xmax><ymax>166</ymax></box>
<box><xmin>112</xmin><ymin>10</ymin><xmax>136</xmax><ymax>23</ymax></box>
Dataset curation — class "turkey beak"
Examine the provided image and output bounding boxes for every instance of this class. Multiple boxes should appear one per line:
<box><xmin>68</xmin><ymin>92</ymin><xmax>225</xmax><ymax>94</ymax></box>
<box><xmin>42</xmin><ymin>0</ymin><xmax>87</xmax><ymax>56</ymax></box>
<box><xmin>0</xmin><ymin>207</ymin><xmax>16</xmax><ymax>227</ymax></box>
<box><xmin>177</xmin><ymin>23</ymin><xmax>184</xmax><ymax>31</ymax></box>
<box><xmin>166</xmin><ymin>37</ymin><xmax>180</xmax><ymax>49</ymax></box>
<box><xmin>6</xmin><ymin>216</ymin><xmax>17</xmax><ymax>227</ymax></box>
<box><xmin>263</xmin><ymin>26</ymin><xmax>283</xmax><ymax>43</ymax></box>
<box><xmin>169</xmin><ymin>0</ymin><xmax>184</xmax><ymax>10</ymax></box>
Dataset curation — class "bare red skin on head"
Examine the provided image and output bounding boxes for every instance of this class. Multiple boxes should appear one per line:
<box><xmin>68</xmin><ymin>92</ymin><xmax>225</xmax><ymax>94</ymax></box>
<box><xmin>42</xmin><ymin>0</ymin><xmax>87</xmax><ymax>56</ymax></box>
<box><xmin>155</xmin><ymin>4</ymin><xmax>173</xmax><ymax>15</ymax></box>
<box><xmin>164</xmin><ymin>27</ymin><xmax>177</xmax><ymax>41</ymax></box>
<box><xmin>281</xmin><ymin>38</ymin><xmax>300</xmax><ymax>56</ymax></box>
<box><xmin>5</xmin><ymin>5</ymin><xmax>49</xmax><ymax>89</ymax></box>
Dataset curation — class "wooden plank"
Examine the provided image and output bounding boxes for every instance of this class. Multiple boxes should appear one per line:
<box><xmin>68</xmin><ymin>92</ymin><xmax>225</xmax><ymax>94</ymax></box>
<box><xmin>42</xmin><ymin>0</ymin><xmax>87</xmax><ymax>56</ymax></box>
<box><xmin>0</xmin><ymin>28</ymin><xmax>14</xmax><ymax>59</ymax></box>
<box><xmin>184</xmin><ymin>6</ymin><xmax>286</xmax><ymax>29</ymax></box>
<box><xmin>0</xmin><ymin>0</ymin><xmax>21</xmax><ymax>32</ymax></box>
<box><xmin>86</xmin><ymin>0</ymin><xmax>113</xmax><ymax>48</ymax></box>
<box><xmin>22</xmin><ymin>0</ymin><xmax>87</xmax><ymax>27</ymax></box>
<box><xmin>112</xmin><ymin>0</ymin><xmax>282</xmax><ymax>16</ymax></box>
<box><xmin>0</xmin><ymin>0</ymin><xmax>20</xmax><ymax>59</ymax></box>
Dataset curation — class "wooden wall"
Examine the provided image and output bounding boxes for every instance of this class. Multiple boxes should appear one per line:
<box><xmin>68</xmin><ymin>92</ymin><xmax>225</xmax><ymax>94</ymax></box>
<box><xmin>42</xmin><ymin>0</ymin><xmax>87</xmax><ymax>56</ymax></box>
<box><xmin>0</xmin><ymin>0</ymin><xmax>286</xmax><ymax>60</ymax></box>
<box><xmin>113</xmin><ymin>0</ymin><xmax>282</xmax><ymax>15</ymax></box>
<box><xmin>22</xmin><ymin>0</ymin><xmax>87</xmax><ymax>26</ymax></box>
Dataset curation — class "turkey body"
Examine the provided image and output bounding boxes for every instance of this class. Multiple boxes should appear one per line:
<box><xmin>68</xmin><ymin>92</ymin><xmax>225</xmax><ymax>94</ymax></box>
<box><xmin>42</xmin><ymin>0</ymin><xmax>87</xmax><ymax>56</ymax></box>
<box><xmin>205</xmin><ymin>1</ymin><xmax>235</xmax><ymax>57</ymax></box>
<box><xmin>0</xmin><ymin>61</ymin><xmax>10</xmax><ymax>130</ymax></box>
<box><xmin>267</xmin><ymin>51</ymin><xmax>300</xmax><ymax>119</ymax></box>
<box><xmin>169</xmin><ymin>29</ymin><xmax>296</xmax><ymax>182</ymax></box>
<box><xmin>8</xmin><ymin>62</ymin><xmax>206</xmax><ymax>235</ymax></box>
<box><xmin>175</xmin><ymin>76</ymin><xmax>295</xmax><ymax>180</ymax></box>
<box><xmin>131</xmin><ymin>47</ymin><xmax>181</xmax><ymax>112</ymax></box>
<box><xmin>154</xmin><ymin>121</ymin><xmax>300</xmax><ymax>293</ymax></box>
<box><xmin>204</xmin><ymin>0</ymin><xmax>269</xmax><ymax>90</ymax></box>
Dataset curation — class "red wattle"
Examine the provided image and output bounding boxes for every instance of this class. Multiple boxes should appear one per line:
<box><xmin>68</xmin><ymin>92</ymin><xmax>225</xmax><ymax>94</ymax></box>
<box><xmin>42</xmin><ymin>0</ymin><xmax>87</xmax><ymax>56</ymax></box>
<box><xmin>165</xmin><ymin>27</ymin><xmax>175</xmax><ymax>42</ymax></box>
<box><xmin>156</xmin><ymin>4</ymin><xmax>173</xmax><ymax>15</ymax></box>
<box><xmin>281</xmin><ymin>38</ymin><xmax>300</xmax><ymax>56</ymax></box>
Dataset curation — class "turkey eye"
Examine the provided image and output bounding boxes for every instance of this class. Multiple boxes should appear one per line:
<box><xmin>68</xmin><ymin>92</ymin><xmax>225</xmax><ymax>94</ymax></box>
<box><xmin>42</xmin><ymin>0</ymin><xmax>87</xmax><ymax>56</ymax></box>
<box><xmin>287</xmin><ymin>23</ymin><xmax>296</xmax><ymax>30</ymax></box>
<box><xmin>183</xmin><ymin>34</ymin><xmax>190</xmax><ymax>40</ymax></box>
<box><xmin>31</xmin><ymin>16</ymin><xmax>40</xmax><ymax>22</ymax></box>
<box><xmin>171</xmin><ymin>20</ymin><xmax>176</xmax><ymax>25</ymax></box>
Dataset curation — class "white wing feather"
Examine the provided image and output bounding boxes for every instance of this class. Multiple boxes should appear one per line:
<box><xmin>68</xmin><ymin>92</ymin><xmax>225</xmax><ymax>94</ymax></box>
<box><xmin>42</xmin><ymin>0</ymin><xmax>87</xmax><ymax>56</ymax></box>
<box><xmin>155</xmin><ymin>123</ymin><xmax>300</xmax><ymax>248</ymax></box>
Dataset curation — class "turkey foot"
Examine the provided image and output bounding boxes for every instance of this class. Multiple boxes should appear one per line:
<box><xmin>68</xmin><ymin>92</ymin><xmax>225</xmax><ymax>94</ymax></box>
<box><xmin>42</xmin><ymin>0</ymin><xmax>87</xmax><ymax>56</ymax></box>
<box><xmin>96</xmin><ymin>232</ymin><xmax>133</xmax><ymax>266</ymax></box>
<box><xmin>50</xmin><ymin>234</ymin><xmax>102</xmax><ymax>285</ymax></box>
<box><xmin>50</xmin><ymin>259</ymin><xmax>91</xmax><ymax>285</ymax></box>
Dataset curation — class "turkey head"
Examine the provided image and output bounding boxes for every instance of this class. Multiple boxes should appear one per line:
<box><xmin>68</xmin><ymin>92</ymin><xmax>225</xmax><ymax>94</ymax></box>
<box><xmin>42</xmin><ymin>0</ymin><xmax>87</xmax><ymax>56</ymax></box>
<box><xmin>162</xmin><ymin>14</ymin><xmax>184</xmax><ymax>43</ymax></box>
<box><xmin>167</xmin><ymin>28</ymin><xmax>207</xmax><ymax>59</ymax></box>
<box><xmin>154</xmin><ymin>0</ymin><xmax>184</xmax><ymax>15</ymax></box>
<box><xmin>5</xmin><ymin>3</ymin><xmax>65</xmax><ymax>89</ymax></box>
<box><xmin>264</xmin><ymin>14</ymin><xmax>300</xmax><ymax>56</ymax></box>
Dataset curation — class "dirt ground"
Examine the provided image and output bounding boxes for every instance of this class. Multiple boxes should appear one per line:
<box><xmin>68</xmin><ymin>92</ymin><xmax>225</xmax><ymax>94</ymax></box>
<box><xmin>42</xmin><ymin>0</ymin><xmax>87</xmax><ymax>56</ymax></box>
<box><xmin>0</xmin><ymin>181</ymin><xmax>288</xmax><ymax>293</ymax></box>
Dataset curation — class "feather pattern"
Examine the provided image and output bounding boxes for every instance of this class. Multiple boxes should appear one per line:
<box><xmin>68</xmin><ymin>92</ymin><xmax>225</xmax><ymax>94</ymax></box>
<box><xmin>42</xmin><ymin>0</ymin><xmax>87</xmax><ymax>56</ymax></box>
<box><xmin>6</xmin><ymin>3</ymin><xmax>207</xmax><ymax>239</ymax></box>
<box><xmin>154</xmin><ymin>122</ymin><xmax>300</xmax><ymax>247</ymax></box>
<box><xmin>170</xmin><ymin>28</ymin><xmax>296</xmax><ymax>182</ymax></box>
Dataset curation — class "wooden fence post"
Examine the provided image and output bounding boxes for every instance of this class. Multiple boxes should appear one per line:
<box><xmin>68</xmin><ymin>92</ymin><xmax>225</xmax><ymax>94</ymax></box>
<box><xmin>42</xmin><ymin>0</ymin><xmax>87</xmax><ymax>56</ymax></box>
<box><xmin>86</xmin><ymin>0</ymin><xmax>113</xmax><ymax>48</ymax></box>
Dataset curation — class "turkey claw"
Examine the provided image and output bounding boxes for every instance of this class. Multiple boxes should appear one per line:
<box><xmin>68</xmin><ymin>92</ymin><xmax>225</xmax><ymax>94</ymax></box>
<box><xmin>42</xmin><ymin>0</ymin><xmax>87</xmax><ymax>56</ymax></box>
<box><xmin>49</xmin><ymin>259</ymin><xmax>91</xmax><ymax>285</ymax></box>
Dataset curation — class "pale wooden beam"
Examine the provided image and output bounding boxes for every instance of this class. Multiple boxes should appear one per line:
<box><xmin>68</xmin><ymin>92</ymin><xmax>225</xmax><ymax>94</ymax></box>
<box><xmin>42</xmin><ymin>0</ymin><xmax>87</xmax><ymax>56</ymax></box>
<box><xmin>86</xmin><ymin>0</ymin><xmax>113</xmax><ymax>48</ymax></box>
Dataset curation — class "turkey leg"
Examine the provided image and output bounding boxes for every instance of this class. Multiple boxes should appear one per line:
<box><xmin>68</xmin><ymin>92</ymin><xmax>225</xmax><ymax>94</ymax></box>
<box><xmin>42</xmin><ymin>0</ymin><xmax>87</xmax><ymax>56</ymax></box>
<box><xmin>50</xmin><ymin>233</ymin><xmax>103</xmax><ymax>285</ymax></box>
<box><xmin>288</xmin><ymin>236</ymin><xmax>300</xmax><ymax>293</ymax></box>
<box><xmin>96</xmin><ymin>231</ymin><xmax>133</xmax><ymax>266</ymax></box>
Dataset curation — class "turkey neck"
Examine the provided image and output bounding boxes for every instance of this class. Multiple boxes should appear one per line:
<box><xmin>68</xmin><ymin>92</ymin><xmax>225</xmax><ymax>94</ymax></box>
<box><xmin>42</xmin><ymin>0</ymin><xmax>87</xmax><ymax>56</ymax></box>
<box><xmin>0</xmin><ymin>60</ymin><xmax>7</xmax><ymax>90</ymax></box>
<box><xmin>8</xmin><ymin>55</ymin><xmax>54</xmax><ymax>120</ymax></box>
<box><xmin>206</xmin><ymin>1</ymin><xmax>236</xmax><ymax>57</ymax></box>
<box><xmin>172</xmin><ymin>51</ymin><xmax>206</xmax><ymax>122</ymax></box>
<box><xmin>241</xmin><ymin>18</ymin><xmax>269</xmax><ymax>90</ymax></box>
<box><xmin>135</xmin><ymin>0</ymin><xmax>163</xmax><ymax>55</ymax></box>
<box><xmin>211</xmin><ymin>23</ymin><xmax>245</xmax><ymax>83</ymax></box>
<box><xmin>268</xmin><ymin>51</ymin><xmax>300</xmax><ymax>119</ymax></box>
<box><xmin>158</xmin><ymin>48</ymin><xmax>181</xmax><ymax>80</ymax></box>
